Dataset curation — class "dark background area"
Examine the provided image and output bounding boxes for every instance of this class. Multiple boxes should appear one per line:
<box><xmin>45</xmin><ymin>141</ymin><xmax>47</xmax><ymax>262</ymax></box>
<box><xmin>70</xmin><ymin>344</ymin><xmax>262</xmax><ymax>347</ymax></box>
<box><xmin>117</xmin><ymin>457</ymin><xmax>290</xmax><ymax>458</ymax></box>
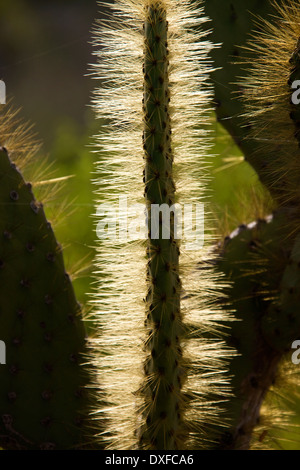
<box><xmin>0</xmin><ymin>0</ymin><xmax>98</xmax><ymax>144</ymax></box>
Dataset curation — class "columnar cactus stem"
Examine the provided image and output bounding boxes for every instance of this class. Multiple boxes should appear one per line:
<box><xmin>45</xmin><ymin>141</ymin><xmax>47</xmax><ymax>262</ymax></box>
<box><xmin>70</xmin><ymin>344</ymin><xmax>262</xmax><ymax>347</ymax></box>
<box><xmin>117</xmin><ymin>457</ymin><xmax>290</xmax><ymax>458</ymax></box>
<box><xmin>240</xmin><ymin>0</ymin><xmax>300</xmax><ymax>208</ymax></box>
<box><xmin>138</xmin><ymin>2</ymin><xmax>185</xmax><ymax>450</ymax></box>
<box><xmin>93</xmin><ymin>0</ymin><xmax>234</xmax><ymax>450</ymax></box>
<box><xmin>261</xmin><ymin>38</ymin><xmax>300</xmax><ymax>350</ymax></box>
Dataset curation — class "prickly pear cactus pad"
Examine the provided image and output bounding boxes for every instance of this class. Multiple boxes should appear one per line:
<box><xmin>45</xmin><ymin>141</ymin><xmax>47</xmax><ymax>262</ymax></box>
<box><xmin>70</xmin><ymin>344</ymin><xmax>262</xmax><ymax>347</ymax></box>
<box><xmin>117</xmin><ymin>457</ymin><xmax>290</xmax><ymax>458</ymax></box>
<box><xmin>92</xmin><ymin>0</ymin><xmax>233</xmax><ymax>450</ymax></box>
<box><xmin>0</xmin><ymin>146</ymin><xmax>94</xmax><ymax>450</ymax></box>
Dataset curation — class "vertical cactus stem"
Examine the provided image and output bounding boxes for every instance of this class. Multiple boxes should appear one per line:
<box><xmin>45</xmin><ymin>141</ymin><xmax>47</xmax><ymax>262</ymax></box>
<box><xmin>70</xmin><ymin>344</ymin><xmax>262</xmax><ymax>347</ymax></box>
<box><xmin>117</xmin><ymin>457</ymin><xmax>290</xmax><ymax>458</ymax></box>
<box><xmin>261</xmin><ymin>230</ymin><xmax>300</xmax><ymax>351</ymax></box>
<box><xmin>94</xmin><ymin>0</ymin><xmax>234</xmax><ymax>450</ymax></box>
<box><xmin>214</xmin><ymin>214</ymin><xmax>289</xmax><ymax>449</ymax></box>
<box><xmin>140</xmin><ymin>2</ymin><xmax>184</xmax><ymax>450</ymax></box>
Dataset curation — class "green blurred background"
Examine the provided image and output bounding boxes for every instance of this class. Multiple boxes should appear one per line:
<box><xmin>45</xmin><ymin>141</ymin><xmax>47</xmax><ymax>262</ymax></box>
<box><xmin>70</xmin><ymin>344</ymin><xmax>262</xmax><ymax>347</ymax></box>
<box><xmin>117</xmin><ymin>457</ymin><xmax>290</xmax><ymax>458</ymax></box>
<box><xmin>2</xmin><ymin>0</ymin><xmax>297</xmax><ymax>449</ymax></box>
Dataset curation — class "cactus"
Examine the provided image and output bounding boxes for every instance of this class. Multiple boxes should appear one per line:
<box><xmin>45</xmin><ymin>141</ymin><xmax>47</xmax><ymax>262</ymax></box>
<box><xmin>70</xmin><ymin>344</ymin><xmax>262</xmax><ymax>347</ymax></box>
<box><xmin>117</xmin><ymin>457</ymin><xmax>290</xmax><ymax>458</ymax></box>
<box><xmin>138</xmin><ymin>4</ymin><xmax>185</xmax><ymax>449</ymax></box>
<box><xmin>92</xmin><ymin>0</ymin><xmax>234</xmax><ymax>450</ymax></box>
<box><xmin>0</xmin><ymin>107</ymin><xmax>101</xmax><ymax>450</ymax></box>
<box><xmin>209</xmin><ymin>211</ymin><xmax>293</xmax><ymax>449</ymax></box>
<box><xmin>2</xmin><ymin>0</ymin><xmax>300</xmax><ymax>452</ymax></box>
<box><xmin>201</xmin><ymin>0</ymin><xmax>300</xmax><ymax>448</ymax></box>
<box><xmin>239</xmin><ymin>0</ymin><xmax>300</xmax><ymax>350</ymax></box>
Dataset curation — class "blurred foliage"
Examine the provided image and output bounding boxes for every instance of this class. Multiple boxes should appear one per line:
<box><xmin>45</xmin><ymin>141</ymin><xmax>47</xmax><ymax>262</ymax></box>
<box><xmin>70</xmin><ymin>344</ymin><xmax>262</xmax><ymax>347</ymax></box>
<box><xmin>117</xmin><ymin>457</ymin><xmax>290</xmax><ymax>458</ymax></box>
<box><xmin>44</xmin><ymin>116</ymin><xmax>98</xmax><ymax>306</ymax></box>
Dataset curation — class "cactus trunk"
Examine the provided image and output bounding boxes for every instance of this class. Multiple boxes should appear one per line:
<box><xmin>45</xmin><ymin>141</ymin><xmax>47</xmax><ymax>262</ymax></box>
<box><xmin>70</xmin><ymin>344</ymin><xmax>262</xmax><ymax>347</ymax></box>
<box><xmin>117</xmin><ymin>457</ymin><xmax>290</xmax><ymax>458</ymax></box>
<box><xmin>93</xmin><ymin>0</ymin><xmax>233</xmax><ymax>450</ymax></box>
<box><xmin>138</xmin><ymin>3</ymin><xmax>184</xmax><ymax>450</ymax></box>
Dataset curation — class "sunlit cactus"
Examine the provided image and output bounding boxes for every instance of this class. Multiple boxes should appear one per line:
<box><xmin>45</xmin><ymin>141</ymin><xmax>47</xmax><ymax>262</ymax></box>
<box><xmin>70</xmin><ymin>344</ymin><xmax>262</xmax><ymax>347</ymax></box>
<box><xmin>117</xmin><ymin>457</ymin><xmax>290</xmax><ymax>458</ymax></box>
<box><xmin>91</xmin><ymin>0</ymin><xmax>233</xmax><ymax>450</ymax></box>
<box><xmin>1</xmin><ymin>0</ymin><xmax>300</xmax><ymax>452</ymax></box>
